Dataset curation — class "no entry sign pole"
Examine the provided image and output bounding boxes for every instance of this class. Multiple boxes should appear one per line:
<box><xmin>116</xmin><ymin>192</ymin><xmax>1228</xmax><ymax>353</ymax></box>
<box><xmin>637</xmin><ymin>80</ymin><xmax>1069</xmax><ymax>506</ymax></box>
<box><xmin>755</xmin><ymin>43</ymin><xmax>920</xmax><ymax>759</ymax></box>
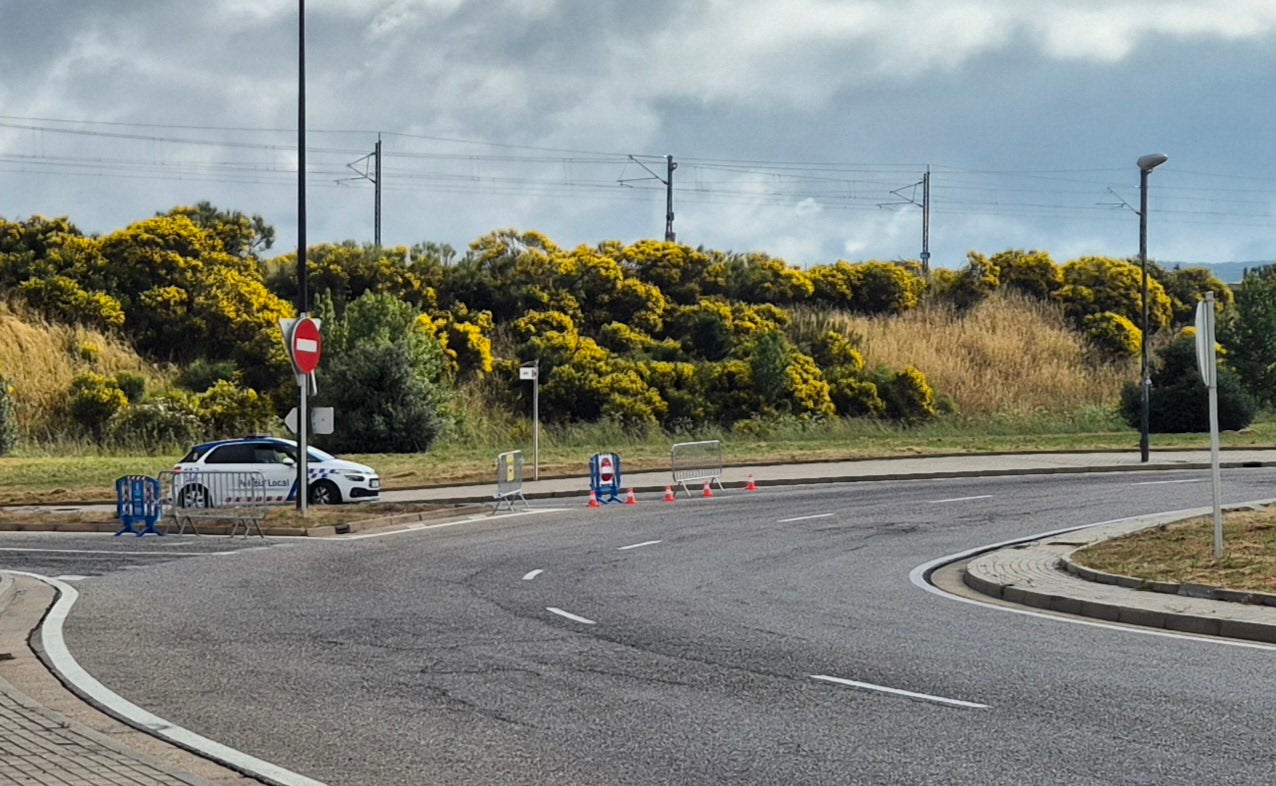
<box><xmin>283</xmin><ymin>315</ymin><xmax>322</xmax><ymax>516</ymax></box>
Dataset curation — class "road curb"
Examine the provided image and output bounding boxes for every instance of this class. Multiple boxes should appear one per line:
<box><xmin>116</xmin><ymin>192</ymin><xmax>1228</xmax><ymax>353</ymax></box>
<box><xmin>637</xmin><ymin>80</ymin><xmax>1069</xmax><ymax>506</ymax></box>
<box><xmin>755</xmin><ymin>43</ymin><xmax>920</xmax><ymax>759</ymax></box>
<box><xmin>961</xmin><ymin>501</ymin><xmax>1276</xmax><ymax>645</ymax></box>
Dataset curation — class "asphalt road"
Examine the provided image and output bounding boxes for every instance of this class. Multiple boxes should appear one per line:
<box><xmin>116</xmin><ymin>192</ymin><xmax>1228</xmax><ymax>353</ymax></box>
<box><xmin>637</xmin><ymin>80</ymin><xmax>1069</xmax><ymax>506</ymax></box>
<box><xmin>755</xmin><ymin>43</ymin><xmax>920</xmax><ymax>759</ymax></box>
<box><xmin>9</xmin><ymin>468</ymin><xmax>1276</xmax><ymax>785</ymax></box>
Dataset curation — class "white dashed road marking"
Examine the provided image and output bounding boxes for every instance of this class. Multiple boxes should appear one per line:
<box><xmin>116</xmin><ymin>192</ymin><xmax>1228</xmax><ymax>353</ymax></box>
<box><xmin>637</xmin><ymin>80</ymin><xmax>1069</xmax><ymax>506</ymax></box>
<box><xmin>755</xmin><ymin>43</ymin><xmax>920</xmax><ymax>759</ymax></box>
<box><xmin>777</xmin><ymin>513</ymin><xmax>833</xmax><ymax>523</ymax></box>
<box><xmin>546</xmin><ymin>607</ymin><xmax>596</xmax><ymax>625</ymax></box>
<box><xmin>617</xmin><ymin>540</ymin><xmax>662</xmax><ymax>551</ymax></box>
<box><xmin>1133</xmin><ymin>478</ymin><xmax>1203</xmax><ymax>486</ymax></box>
<box><xmin>811</xmin><ymin>675</ymin><xmax>987</xmax><ymax>709</ymax></box>
<box><xmin>522</xmin><ymin>569</ymin><xmax>544</xmax><ymax>581</ymax></box>
<box><xmin>927</xmin><ymin>495</ymin><xmax>993</xmax><ymax>504</ymax></box>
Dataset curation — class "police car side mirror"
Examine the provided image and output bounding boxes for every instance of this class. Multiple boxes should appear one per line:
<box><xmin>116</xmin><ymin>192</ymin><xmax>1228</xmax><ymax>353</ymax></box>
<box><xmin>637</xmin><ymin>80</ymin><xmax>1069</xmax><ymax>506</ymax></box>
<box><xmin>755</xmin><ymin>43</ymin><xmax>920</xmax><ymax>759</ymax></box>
<box><xmin>282</xmin><ymin>457</ymin><xmax>296</xmax><ymax>466</ymax></box>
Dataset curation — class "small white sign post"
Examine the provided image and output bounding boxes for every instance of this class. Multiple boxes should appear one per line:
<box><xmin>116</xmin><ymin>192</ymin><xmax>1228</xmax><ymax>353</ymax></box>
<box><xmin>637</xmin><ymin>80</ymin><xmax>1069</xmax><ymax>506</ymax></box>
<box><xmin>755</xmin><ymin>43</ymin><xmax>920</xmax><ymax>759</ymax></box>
<box><xmin>520</xmin><ymin>361</ymin><xmax>539</xmax><ymax>480</ymax></box>
<box><xmin>1195</xmin><ymin>292</ymin><xmax>1223</xmax><ymax>559</ymax></box>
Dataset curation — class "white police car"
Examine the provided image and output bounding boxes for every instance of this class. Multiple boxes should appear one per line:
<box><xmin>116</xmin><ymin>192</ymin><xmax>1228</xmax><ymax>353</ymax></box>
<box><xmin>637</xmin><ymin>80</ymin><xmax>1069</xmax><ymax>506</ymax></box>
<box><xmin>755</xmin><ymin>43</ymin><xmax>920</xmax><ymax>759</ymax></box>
<box><xmin>172</xmin><ymin>437</ymin><xmax>380</xmax><ymax>506</ymax></box>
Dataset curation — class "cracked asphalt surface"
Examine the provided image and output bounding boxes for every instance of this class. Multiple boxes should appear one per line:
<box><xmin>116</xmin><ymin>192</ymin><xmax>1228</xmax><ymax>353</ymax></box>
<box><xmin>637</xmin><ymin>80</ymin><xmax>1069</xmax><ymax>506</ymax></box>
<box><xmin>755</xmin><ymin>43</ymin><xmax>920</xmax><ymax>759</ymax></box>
<box><xmin>9</xmin><ymin>469</ymin><xmax>1276</xmax><ymax>785</ymax></box>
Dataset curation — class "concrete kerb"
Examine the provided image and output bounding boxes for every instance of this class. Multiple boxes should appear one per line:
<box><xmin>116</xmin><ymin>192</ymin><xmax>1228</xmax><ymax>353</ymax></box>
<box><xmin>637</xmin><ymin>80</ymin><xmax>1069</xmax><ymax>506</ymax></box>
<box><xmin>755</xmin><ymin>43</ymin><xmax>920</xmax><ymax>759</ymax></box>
<box><xmin>961</xmin><ymin>499</ymin><xmax>1276</xmax><ymax>644</ymax></box>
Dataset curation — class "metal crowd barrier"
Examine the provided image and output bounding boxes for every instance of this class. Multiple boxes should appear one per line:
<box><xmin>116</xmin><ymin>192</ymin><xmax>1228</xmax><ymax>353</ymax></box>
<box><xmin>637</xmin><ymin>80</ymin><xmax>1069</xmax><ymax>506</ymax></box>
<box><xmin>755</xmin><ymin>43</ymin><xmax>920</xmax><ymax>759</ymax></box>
<box><xmin>670</xmin><ymin>440</ymin><xmax>725</xmax><ymax>498</ymax></box>
<box><xmin>157</xmin><ymin>469</ymin><xmax>271</xmax><ymax>537</ymax></box>
<box><xmin>492</xmin><ymin>450</ymin><xmax>529</xmax><ymax>512</ymax></box>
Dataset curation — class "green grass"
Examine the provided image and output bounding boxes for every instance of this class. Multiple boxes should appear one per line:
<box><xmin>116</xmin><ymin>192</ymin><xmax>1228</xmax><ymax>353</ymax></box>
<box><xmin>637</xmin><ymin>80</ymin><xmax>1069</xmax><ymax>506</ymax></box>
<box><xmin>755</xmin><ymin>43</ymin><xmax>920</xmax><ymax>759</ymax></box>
<box><xmin>1072</xmin><ymin>509</ymin><xmax>1276</xmax><ymax>594</ymax></box>
<box><xmin>5</xmin><ymin>413</ymin><xmax>1276</xmax><ymax>505</ymax></box>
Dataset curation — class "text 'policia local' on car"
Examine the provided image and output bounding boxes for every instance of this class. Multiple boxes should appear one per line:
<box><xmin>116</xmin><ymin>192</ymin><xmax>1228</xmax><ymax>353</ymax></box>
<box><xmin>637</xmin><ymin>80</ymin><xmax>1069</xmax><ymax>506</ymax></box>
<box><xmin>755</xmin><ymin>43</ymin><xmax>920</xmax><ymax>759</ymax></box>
<box><xmin>172</xmin><ymin>437</ymin><xmax>380</xmax><ymax>506</ymax></box>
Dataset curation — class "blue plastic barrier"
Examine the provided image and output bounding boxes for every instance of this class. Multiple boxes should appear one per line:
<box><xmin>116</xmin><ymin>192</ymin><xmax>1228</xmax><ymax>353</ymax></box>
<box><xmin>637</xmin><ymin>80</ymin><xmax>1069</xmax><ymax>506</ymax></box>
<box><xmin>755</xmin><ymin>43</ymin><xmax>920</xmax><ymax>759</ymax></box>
<box><xmin>115</xmin><ymin>475</ymin><xmax>164</xmax><ymax>537</ymax></box>
<box><xmin>589</xmin><ymin>453</ymin><xmax>623</xmax><ymax>504</ymax></box>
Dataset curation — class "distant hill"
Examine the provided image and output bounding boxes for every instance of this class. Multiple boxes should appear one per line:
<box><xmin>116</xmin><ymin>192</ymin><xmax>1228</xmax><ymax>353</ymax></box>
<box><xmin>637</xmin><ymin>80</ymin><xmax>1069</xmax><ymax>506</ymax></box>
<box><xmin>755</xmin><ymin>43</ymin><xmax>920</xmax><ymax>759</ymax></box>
<box><xmin>1163</xmin><ymin>261</ymin><xmax>1273</xmax><ymax>285</ymax></box>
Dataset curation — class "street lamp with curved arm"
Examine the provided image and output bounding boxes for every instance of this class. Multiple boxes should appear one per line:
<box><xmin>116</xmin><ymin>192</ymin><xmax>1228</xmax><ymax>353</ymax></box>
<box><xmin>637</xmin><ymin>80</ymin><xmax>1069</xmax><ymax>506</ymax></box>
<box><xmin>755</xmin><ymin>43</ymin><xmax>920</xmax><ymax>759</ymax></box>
<box><xmin>1138</xmin><ymin>153</ymin><xmax>1168</xmax><ymax>463</ymax></box>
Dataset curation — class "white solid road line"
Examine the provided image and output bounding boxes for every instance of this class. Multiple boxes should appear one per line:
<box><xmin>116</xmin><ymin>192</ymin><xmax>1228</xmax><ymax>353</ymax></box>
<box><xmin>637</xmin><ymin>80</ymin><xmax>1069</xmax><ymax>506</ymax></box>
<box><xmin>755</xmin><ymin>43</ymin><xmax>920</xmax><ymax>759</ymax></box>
<box><xmin>1133</xmin><ymin>478</ymin><xmax>1203</xmax><ymax>486</ymax></box>
<box><xmin>546</xmin><ymin>607</ymin><xmax>596</xmax><ymax>625</ymax></box>
<box><xmin>811</xmin><ymin>674</ymin><xmax>988</xmax><ymax>709</ymax></box>
<box><xmin>15</xmin><ymin>571</ymin><xmax>331</xmax><ymax>786</ymax></box>
<box><xmin>522</xmin><ymin>569</ymin><xmax>544</xmax><ymax>581</ymax></box>
<box><xmin>927</xmin><ymin>495</ymin><xmax>993</xmax><ymax>504</ymax></box>
<box><xmin>908</xmin><ymin>508</ymin><xmax>1276</xmax><ymax>652</ymax></box>
<box><xmin>0</xmin><ymin>547</ymin><xmax>232</xmax><ymax>557</ymax></box>
<box><xmin>777</xmin><ymin>513</ymin><xmax>834</xmax><ymax>523</ymax></box>
<box><xmin>618</xmin><ymin>540</ymin><xmax>662</xmax><ymax>550</ymax></box>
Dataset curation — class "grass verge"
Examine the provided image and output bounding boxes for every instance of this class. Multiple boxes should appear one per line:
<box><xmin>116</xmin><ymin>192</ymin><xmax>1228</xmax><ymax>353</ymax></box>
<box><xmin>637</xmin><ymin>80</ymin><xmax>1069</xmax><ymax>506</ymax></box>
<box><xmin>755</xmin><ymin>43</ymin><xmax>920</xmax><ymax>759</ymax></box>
<box><xmin>1071</xmin><ymin>509</ymin><xmax>1276</xmax><ymax>594</ymax></box>
<box><xmin>3</xmin><ymin>416</ymin><xmax>1276</xmax><ymax>505</ymax></box>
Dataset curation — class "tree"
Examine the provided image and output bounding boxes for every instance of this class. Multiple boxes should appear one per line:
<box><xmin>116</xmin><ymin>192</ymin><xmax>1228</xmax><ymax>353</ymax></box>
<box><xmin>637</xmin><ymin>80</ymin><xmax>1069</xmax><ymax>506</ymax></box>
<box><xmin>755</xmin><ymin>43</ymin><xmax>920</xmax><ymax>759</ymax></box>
<box><xmin>312</xmin><ymin>292</ymin><xmax>451</xmax><ymax>453</ymax></box>
<box><xmin>1153</xmin><ymin>264</ymin><xmax>1233</xmax><ymax>327</ymax></box>
<box><xmin>1054</xmin><ymin>256</ymin><xmax>1172</xmax><ymax>333</ymax></box>
<box><xmin>265</xmin><ymin>242</ymin><xmax>435</xmax><ymax>313</ymax></box>
<box><xmin>164</xmin><ymin>202</ymin><xmax>275</xmax><ymax>258</ymax></box>
<box><xmin>1220</xmin><ymin>265</ymin><xmax>1276</xmax><ymax>407</ymax></box>
<box><xmin>989</xmin><ymin>249</ymin><xmax>1061</xmax><ymax>300</ymax></box>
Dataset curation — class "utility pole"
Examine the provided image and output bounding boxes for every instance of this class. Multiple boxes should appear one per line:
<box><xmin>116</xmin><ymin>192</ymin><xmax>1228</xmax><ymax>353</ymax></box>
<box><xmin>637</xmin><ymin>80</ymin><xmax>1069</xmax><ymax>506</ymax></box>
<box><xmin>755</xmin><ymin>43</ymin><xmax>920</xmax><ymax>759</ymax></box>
<box><xmin>296</xmin><ymin>0</ymin><xmax>309</xmax><ymax>516</ymax></box>
<box><xmin>342</xmin><ymin>134</ymin><xmax>383</xmax><ymax>246</ymax></box>
<box><xmin>920</xmin><ymin>167</ymin><xmax>930</xmax><ymax>276</ymax></box>
<box><xmin>619</xmin><ymin>154</ymin><xmax>678</xmax><ymax>243</ymax></box>
<box><xmin>374</xmin><ymin>134</ymin><xmax>382</xmax><ymax>247</ymax></box>
<box><xmin>880</xmin><ymin>167</ymin><xmax>932</xmax><ymax>275</ymax></box>
<box><xmin>665</xmin><ymin>154</ymin><xmax>677</xmax><ymax>242</ymax></box>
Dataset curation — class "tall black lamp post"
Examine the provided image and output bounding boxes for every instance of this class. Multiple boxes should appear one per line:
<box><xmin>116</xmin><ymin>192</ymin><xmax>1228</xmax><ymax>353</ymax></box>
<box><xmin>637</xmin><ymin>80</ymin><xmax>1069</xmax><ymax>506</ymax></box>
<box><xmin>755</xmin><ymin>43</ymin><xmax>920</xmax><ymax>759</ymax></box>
<box><xmin>1137</xmin><ymin>153</ymin><xmax>1168</xmax><ymax>463</ymax></box>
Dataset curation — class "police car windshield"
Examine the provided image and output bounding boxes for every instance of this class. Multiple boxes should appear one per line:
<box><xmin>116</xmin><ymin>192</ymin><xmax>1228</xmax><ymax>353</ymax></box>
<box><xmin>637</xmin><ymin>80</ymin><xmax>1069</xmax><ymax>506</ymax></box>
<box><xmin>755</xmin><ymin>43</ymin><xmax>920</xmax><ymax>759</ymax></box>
<box><xmin>308</xmin><ymin>447</ymin><xmax>337</xmax><ymax>462</ymax></box>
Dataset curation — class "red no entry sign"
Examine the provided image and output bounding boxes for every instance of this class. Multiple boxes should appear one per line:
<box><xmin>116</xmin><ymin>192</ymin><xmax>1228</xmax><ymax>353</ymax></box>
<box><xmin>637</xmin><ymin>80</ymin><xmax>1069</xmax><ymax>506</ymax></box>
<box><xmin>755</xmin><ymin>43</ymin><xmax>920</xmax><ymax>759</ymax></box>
<box><xmin>291</xmin><ymin>316</ymin><xmax>322</xmax><ymax>374</ymax></box>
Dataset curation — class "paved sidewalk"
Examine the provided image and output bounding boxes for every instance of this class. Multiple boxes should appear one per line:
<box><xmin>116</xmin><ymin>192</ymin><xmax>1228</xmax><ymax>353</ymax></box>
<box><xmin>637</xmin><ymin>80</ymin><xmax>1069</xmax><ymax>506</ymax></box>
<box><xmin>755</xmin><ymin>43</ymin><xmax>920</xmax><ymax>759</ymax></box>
<box><xmin>384</xmin><ymin>447</ymin><xmax>1276</xmax><ymax>504</ymax></box>
<box><xmin>0</xmin><ymin>575</ymin><xmax>259</xmax><ymax>785</ymax></box>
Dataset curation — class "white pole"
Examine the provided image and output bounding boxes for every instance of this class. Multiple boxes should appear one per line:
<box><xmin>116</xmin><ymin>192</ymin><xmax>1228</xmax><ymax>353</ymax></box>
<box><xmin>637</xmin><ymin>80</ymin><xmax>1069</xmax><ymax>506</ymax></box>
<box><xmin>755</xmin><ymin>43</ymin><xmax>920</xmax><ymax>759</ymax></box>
<box><xmin>533</xmin><ymin>360</ymin><xmax>540</xmax><ymax>481</ymax></box>
<box><xmin>1205</xmin><ymin>292</ymin><xmax>1222</xmax><ymax>559</ymax></box>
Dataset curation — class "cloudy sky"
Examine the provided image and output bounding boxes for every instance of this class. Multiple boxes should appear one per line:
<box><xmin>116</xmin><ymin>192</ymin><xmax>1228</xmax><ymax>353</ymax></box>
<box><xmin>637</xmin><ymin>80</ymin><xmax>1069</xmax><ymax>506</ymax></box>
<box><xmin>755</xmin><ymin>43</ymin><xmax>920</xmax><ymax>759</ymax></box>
<box><xmin>3</xmin><ymin>0</ymin><xmax>1275</xmax><ymax>269</ymax></box>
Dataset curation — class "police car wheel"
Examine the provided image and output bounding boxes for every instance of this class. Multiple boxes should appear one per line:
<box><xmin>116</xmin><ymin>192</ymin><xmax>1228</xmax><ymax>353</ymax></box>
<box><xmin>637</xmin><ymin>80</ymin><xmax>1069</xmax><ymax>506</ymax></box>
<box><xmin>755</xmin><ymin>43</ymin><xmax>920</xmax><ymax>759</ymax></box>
<box><xmin>178</xmin><ymin>485</ymin><xmax>210</xmax><ymax>508</ymax></box>
<box><xmin>309</xmin><ymin>480</ymin><xmax>341</xmax><ymax>505</ymax></box>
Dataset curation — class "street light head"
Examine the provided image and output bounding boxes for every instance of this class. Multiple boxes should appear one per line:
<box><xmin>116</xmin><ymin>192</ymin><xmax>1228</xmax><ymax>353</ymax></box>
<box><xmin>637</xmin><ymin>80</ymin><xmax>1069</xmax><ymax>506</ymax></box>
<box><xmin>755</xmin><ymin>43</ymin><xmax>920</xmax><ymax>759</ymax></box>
<box><xmin>1137</xmin><ymin>153</ymin><xmax>1168</xmax><ymax>172</ymax></box>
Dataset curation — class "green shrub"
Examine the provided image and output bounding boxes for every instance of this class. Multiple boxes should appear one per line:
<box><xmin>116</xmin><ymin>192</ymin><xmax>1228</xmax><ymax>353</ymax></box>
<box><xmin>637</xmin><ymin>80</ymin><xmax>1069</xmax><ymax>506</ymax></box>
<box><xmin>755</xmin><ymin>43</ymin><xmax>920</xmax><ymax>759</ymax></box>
<box><xmin>320</xmin><ymin>338</ymin><xmax>445</xmax><ymax>453</ymax></box>
<box><xmin>193</xmin><ymin>379</ymin><xmax>274</xmax><ymax>438</ymax></box>
<box><xmin>828</xmin><ymin>374</ymin><xmax>886</xmax><ymax>418</ymax></box>
<box><xmin>107</xmin><ymin>394</ymin><xmax>204</xmax><ymax>451</ymax></box>
<box><xmin>176</xmin><ymin>359</ymin><xmax>241</xmax><ymax>392</ymax></box>
<box><xmin>68</xmin><ymin>373</ymin><xmax>127</xmax><ymax>440</ymax></box>
<box><xmin>1083</xmin><ymin>312</ymin><xmax>1140</xmax><ymax>359</ymax></box>
<box><xmin>18</xmin><ymin>275</ymin><xmax>126</xmax><ymax>332</ymax></box>
<box><xmin>869</xmin><ymin>365</ymin><xmax>939</xmax><ymax>423</ymax></box>
<box><xmin>114</xmin><ymin>372</ymin><xmax>147</xmax><ymax>403</ymax></box>
<box><xmin>0</xmin><ymin>373</ymin><xmax>17</xmax><ymax>455</ymax></box>
<box><xmin>1119</xmin><ymin>336</ymin><xmax>1256</xmax><ymax>433</ymax></box>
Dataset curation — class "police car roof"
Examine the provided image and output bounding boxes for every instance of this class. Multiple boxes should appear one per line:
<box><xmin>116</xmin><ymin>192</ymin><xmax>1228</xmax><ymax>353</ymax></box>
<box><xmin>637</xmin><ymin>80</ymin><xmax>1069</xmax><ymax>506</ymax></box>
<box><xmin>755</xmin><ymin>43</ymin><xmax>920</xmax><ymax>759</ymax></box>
<box><xmin>192</xmin><ymin>436</ymin><xmax>297</xmax><ymax>451</ymax></box>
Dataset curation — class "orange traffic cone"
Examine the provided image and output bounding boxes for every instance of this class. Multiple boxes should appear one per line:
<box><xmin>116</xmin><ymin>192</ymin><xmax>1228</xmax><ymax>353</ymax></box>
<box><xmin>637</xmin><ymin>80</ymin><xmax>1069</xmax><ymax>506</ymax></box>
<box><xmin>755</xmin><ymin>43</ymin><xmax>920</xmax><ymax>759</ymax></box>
<box><xmin>625</xmin><ymin>488</ymin><xmax>637</xmax><ymax>505</ymax></box>
<box><xmin>663</xmin><ymin>486</ymin><xmax>676</xmax><ymax>502</ymax></box>
<box><xmin>745</xmin><ymin>474</ymin><xmax>758</xmax><ymax>491</ymax></box>
<box><xmin>587</xmin><ymin>490</ymin><xmax>600</xmax><ymax>509</ymax></box>
<box><xmin>702</xmin><ymin>481</ymin><xmax>713</xmax><ymax>498</ymax></box>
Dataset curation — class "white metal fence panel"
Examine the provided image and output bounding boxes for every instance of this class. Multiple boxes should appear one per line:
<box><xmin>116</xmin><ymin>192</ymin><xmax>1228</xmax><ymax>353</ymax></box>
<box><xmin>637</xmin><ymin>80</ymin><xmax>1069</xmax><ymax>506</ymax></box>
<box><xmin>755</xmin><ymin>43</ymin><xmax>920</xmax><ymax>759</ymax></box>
<box><xmin>670</xmin><ymin>440</ymin><xmax>725</xmax><ymax>498</ymax></box>
<box><xmin>493</xmin><ymin>450</ymin><xmax>529</xmax><ymax>511</ymax></box>
<box><xmin>158</xmin><ymin>469</ymin><xmax>271</xmax><ymax>537</ymax></box>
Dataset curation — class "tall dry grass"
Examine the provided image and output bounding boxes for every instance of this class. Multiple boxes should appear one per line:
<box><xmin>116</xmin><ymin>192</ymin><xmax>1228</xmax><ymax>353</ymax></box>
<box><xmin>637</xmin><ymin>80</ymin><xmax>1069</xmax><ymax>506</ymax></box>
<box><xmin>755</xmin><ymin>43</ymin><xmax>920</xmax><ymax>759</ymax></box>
<box><xmin>0</xmin><ymin>304</ymin><xmax>168</xmax><ymax>439</ymax></box>
<box><xmin>789</xmin><ymin>292</ymin><xmax>1136</xmax><ymax>419</ymax></box>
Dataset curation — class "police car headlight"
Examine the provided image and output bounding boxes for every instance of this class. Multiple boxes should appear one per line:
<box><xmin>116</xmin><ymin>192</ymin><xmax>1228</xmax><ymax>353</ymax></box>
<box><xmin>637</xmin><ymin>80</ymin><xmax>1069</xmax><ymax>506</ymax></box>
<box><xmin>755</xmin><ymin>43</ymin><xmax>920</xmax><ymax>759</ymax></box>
<box><xmin>342</xmin><ymin>473</ymin><xmax>366</xmax><ymax>482</ymax></box>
